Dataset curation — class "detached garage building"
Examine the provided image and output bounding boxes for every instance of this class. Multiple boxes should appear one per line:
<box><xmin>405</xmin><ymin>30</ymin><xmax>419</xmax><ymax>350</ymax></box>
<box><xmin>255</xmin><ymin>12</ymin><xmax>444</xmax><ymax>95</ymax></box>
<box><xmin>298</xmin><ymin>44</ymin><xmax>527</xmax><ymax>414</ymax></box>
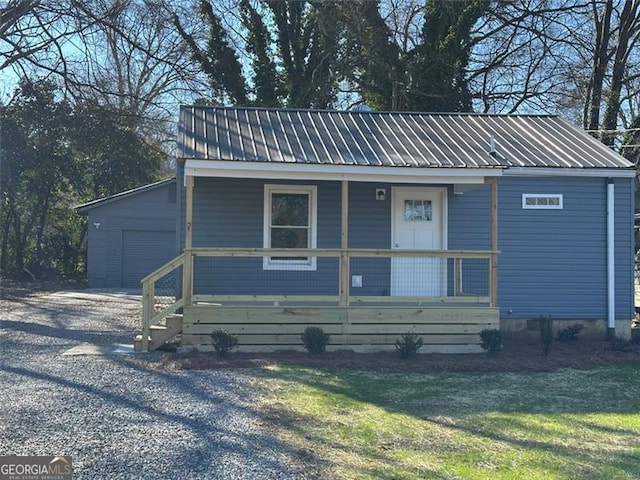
<box><xmin>76</xmin><ymin>178</ymin><xmax>177</xmax><ymax>289</ymax></box>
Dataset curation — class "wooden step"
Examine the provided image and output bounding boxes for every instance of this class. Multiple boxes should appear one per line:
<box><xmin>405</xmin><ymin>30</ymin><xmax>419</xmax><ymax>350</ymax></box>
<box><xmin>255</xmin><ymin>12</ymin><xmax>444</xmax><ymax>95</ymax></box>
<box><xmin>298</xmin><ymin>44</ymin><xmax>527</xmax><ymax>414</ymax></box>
<box><xmin>165</xmin><ymin>314</ymin><xmax>183</xmax><ymax>330</ymax></box>
<box><xmin>134</xmin><ymin>314</ymin><xmax>184</xmax><ymax>352</ymax></box>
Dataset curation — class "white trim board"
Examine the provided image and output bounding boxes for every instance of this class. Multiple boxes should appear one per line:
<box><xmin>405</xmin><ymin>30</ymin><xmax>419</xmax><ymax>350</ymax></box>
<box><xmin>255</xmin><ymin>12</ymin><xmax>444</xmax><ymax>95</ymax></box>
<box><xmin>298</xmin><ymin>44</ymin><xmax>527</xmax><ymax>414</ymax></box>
<box><xmin>503</xmin><ymin>167</ymin><xmax>636</xmax><ymax>178</ymax></box>
<box><xmin>184</xmin><ymin>159</ymin><xmax>501</xmax><ymax>184</ymax></box>
<box><xmin>184</xmin><ymin>159</ymin><xmax>635</xmax><ymax>181</ymax></box>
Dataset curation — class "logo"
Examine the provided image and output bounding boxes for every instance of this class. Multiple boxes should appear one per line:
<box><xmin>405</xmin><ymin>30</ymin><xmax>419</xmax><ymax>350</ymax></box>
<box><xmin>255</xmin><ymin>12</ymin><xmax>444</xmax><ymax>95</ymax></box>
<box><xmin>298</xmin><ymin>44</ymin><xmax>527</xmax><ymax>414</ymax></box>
<box><xmin>0</xmin><ymin>456</ymin><xmax>72</xmax><ymax>480</ymax></box>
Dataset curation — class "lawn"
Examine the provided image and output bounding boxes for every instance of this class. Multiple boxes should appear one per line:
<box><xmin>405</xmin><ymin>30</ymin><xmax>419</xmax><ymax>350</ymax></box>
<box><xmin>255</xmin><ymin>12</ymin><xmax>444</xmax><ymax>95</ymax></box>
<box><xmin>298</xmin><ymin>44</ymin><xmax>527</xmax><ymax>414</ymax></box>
<box><xmin>250</xmin><ymin>362</ymin><xmax>640</xmax><ymax>479</ymax></box>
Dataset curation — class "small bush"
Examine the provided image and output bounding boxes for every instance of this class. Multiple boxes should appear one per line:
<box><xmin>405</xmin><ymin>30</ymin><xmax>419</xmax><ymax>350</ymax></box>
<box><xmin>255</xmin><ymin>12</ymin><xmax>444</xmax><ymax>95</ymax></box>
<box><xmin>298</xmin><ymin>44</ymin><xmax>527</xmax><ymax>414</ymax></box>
<box><xmin>539</xmin><ymin>315</ymin><xmax>553</xmax><ymax>356</ymax></box>
<box><xmin>210</xmin><ymin>330</ymin><xmax>238</xmax><ymax>356</ymax></box>
<box><xmin>479</xmin><ymin>329</ymin><xmax>503</xmax><ymax>354</ymax></box>
<box><xmin>556</xmin><ymin>324</ymin><xmax>584</xmax><ymax>343</ymax></box>
<box><xmin>395</xmin><ymin>333</ymin><xmax>423</xmax><ymax>359</ymax></box>
<box><xmin>301</xmin><ymin>327</ymin><xmax>331</xmax><ymax>354</ymax></box>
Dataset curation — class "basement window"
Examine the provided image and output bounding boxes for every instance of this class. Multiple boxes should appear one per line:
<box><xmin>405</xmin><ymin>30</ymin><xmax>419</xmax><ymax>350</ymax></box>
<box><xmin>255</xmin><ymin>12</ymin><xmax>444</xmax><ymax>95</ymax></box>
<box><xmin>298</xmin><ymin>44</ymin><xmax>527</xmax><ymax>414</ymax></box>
<box><xmin>263</xmin><ymin>185</ymin><xmax>317</xmax><ymax>270</ymax></box>
<box><xmin>522</xmin><ymin>194</ymin><xmax>563</xmax><ymax>209</ymax></box>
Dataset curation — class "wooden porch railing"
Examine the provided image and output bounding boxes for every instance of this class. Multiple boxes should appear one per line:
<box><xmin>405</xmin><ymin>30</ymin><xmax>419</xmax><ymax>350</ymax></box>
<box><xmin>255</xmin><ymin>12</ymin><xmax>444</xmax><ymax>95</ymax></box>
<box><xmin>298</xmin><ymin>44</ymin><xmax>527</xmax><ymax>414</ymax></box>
<box><xmin>140</xmin><ymin>247</ymin><xmax>499</xmax><ymax>350</ymax></box>
<box><xmin>140</xmin><ymin>252</ymin><xmax>186</xmax><ymax>351</ymax></box>
<box><xmin>183</xmin><ymin>247</ymin><xmax>499</xmax><ymax>307</ymax></box>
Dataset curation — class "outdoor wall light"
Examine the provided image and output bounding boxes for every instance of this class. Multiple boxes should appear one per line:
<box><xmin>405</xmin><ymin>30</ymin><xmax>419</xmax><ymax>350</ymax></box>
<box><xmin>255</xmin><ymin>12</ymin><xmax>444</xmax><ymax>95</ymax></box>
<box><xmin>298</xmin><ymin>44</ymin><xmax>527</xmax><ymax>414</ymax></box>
<box><xmin>93</xmin><ymin>222</ymin><xmax>101</xmax><ymax>229</ymax></box>
<box><xmin>375</xmin><ymin>188</ymin><xmax>387</xmax><ymax>201</ymax></box>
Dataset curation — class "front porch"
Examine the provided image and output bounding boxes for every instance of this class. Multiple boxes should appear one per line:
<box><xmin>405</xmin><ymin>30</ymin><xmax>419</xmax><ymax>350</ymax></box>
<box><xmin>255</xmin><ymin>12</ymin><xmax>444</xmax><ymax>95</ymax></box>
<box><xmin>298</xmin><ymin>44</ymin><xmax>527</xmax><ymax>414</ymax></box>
<box><xmin>136</xmin><ymin>247</ymin><xmax>500</xmax><ymax>353</ymax></box>
<box><xmin>134</xmin><ymin>174</ymin><xmax>501</xmax><ymax>353</ymax></box>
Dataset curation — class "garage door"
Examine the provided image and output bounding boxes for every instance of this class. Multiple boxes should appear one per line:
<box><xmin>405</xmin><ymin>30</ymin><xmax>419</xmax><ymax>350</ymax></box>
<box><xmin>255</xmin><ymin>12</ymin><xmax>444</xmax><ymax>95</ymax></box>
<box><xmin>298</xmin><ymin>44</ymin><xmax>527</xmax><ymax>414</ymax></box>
<box><xmin>121</xmin><ymin>230</ymin><xmax>176</xmax><ymax>289</ymax></box>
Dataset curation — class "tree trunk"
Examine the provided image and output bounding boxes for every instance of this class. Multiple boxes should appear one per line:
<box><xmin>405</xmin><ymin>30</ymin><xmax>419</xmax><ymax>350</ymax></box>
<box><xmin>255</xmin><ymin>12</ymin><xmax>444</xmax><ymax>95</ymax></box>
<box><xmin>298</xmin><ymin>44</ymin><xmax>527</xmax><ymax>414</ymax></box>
<box><xmin>601</xmin><ymin>1</ymin><xmax>640</xmax><ymax>146</ymax></box>
<box><xmin>34</xmin><ymin>191</ymin><xmax>50</xmax><ymax>269</ymax></box>
<box><xmin>0</xmin><ymin>209</ymin><xmax>12</xmax><ymax>270</ymax></box>
<box><xmin>586</xmin><ymin>0</ymin><xmax>613</xmax><ymax>133</ymax></box>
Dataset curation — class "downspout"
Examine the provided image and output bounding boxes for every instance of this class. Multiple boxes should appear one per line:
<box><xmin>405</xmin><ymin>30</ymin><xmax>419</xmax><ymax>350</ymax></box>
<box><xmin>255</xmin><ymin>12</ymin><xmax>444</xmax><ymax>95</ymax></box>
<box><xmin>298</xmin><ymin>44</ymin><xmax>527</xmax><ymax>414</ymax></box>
<box><xmin>607</xmin><ymin>178</ymin><xmax>615</xmax><ymax>337</ymax></box>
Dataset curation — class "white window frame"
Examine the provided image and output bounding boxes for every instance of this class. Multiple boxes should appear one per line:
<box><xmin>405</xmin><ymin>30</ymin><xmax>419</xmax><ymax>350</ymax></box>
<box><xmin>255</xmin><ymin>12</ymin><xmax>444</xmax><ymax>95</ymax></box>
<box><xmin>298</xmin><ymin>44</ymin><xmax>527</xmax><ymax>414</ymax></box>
<box><xmin>522</xmin><ymin>194</ymin><xmax>563</xmax><ymax>210</ymax></box>
<box><xmin>263</xmin><ymin>184</ymin><xmax>317</xmax><ymax>270</ymax></box>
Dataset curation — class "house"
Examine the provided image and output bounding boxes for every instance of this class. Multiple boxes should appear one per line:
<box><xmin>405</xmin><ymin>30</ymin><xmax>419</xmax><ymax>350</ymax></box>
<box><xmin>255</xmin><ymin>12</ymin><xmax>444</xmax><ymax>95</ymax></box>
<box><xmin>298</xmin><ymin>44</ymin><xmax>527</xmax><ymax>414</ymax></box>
<box><xmin>133</xmin><ymin>106</ymin><xmax>635</xmax><ymax>352</ymax></box>
<box><xmin>76</xmin><ymin>178</ymin><xmax>177</xmax><ymax>289</ymax></box>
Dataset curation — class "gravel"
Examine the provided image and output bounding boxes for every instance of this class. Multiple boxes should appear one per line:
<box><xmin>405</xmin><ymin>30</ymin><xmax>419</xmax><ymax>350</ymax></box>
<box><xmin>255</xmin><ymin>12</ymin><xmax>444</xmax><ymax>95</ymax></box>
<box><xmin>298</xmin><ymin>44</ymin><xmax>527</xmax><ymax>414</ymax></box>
<box><xmin>0</xmin><ymin>289</ymin><xmax>312</xmax><ymax>479</ymax></box>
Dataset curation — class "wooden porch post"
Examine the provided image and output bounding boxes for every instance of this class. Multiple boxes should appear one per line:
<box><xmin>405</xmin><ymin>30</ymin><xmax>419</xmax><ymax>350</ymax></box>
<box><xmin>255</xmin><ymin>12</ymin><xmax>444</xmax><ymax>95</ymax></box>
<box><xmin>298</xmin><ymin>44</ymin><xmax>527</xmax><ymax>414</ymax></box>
<box><xmin>340</xmin><ymin>180</ymin><xmax>349</xmax><ymax>307</ymax></box>
<box><xmin>486</xmin><ymin>177</ymin><xmax>498</xmax><ymax>307</ymax></box>
<box><xmin>183</xmin><ymin>175</ymin><xmax>194</xmax><ymax>307</ymax></box>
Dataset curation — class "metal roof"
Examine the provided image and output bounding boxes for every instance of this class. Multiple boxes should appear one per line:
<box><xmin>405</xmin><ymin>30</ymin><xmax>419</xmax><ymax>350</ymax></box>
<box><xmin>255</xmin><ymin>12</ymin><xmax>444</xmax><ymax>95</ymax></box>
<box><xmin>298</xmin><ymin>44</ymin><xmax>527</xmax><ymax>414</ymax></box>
<box><xmin>75</xmin><ymin>178</ymin><xmax>175</xmax><ymax>213</ymax></box>
<box><xmin>177</xmin><ymin>106</ymin><xmax>634</xmax><ymax>170</ymax></box>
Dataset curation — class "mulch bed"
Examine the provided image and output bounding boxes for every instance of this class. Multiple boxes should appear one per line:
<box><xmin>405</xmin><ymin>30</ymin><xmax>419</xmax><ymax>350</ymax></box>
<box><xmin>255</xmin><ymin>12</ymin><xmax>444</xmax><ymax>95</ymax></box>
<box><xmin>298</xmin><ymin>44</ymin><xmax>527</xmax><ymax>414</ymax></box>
<box><xmin>157</xmin><ymin>340</ymin><xmax>640</xmax><ymax>374</ymax></box>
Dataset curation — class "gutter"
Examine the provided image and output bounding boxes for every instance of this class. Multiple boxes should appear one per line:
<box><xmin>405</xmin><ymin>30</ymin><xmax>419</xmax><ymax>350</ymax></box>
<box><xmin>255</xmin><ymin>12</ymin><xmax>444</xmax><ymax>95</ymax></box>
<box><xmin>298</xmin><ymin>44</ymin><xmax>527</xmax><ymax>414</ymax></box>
<box><xmin>607</xmin><ymin>179</ymin><xmax>615</xmax><ymax>335</ymax></box>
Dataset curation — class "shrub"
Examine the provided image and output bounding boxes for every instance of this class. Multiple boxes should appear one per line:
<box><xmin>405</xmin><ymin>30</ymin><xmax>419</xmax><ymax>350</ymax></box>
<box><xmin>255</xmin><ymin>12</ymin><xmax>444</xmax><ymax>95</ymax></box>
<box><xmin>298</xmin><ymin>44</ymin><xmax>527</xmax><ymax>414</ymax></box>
<box><xmin>395</xmin><ymin>333</ymin><xmax>423</xmax><ymax>359</ymax></box>
<box><xmin>539</xmin><ymin>315</ymin><xmax>553</xmax><ymax>356</ymax></box>
<box><xmin>210</xmin><ymin>330</ymin><xmax>238</xmax><ymax>356</ymax></box>
<box><xmin>556</xmin><ymin>324</ymin><xmax>584</xmax><ymax>343</ymax></box>
<box><xmin>479</xmin><ymin>329</ymin><xmax>503</xmax><ymax>354</ymax></box>
<box><xmin>301</xmin><ymin>327</ymin><xmax>331</xmax><ymax>354</ymax></box>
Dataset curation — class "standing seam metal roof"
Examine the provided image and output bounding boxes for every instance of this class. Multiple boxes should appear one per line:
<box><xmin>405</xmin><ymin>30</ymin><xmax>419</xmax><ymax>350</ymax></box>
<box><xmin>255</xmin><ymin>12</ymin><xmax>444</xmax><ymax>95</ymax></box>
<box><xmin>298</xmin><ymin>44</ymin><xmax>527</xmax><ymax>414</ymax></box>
<box><xmin>177</xmin><ymin>106</ymin><xmax>634</xmax><ymax>170</ymax></box>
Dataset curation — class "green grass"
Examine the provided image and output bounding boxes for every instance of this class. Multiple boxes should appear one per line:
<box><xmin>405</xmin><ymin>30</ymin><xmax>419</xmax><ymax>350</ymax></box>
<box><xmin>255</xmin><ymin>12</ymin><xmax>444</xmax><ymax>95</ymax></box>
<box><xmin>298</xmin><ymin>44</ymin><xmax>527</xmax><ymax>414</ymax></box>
<box><xmin>251</xmin><ymin>363</ymin><xmax>640</xmax><ymax>479</ymax></box>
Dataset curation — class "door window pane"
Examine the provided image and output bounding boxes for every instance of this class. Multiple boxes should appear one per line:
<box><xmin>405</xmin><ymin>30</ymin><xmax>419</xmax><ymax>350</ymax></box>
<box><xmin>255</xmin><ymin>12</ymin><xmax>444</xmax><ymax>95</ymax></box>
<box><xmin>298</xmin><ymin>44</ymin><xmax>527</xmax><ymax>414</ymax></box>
<box><xmin>404</xmin><ymin>200</ymin><xmax>432</xmax><ymax>221</ymax></box>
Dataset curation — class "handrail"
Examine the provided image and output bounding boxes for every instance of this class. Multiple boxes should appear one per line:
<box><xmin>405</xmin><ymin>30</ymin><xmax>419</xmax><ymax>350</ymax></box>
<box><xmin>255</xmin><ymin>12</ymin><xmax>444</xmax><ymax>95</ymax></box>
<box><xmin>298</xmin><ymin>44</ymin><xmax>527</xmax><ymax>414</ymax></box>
<box><xmin>188</xmin><ymin>247</ymin><xmax>499</xmax><ymax>258</ymax></box>
<box><xmin>184</xmin><ymin>247</ymin><xmax>499</xmax><ymax>308</ymax></box>
<box><xmin>141</xmin><ymin>252</ymin><xmax>186</xmax><ymax>284</ymax></box>
<box><xmin>141</xmin><ymin>252</ymin><xmax>186</xmax><ymax>351</ymax></box>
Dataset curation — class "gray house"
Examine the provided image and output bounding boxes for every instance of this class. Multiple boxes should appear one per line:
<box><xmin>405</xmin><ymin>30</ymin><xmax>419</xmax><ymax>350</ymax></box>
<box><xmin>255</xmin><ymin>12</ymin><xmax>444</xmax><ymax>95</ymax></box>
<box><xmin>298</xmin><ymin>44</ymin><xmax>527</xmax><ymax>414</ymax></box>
<box><xmin>76</xmin><ymin>178</ymin><xmax>177</xmax><ymax>289</ymax></box>
<box><xmin>131</xmin><ymin>106</ymin><xmax>635</xmax><ymax>352</ymax></box>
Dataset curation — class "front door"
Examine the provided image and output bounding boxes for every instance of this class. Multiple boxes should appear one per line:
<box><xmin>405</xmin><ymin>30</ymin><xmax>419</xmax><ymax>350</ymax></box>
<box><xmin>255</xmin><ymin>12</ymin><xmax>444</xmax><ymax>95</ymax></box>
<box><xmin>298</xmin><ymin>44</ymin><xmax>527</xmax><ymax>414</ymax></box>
<box><xmin>391</xmin><ymin>187</ymin><xmax>447</xmax><ymax>296</ymax></box>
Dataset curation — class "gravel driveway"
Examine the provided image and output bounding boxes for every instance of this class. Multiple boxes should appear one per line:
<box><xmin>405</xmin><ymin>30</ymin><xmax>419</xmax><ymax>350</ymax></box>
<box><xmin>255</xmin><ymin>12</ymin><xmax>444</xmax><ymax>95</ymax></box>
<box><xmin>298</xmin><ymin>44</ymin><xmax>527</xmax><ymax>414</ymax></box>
<box><xmin>0</xmin><ymin>289</ymin><xmax>311</xmax><ymax>479</ymax></box>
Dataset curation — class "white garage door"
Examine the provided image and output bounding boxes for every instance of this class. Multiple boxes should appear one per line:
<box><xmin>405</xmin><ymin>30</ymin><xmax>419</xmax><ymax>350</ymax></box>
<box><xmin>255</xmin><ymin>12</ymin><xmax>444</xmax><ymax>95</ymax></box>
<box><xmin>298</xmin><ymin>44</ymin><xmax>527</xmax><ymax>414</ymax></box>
<box><xmin>121</xmin><ymin>230</ymin><xmax>176</xmax><ymax>289</ymax></box>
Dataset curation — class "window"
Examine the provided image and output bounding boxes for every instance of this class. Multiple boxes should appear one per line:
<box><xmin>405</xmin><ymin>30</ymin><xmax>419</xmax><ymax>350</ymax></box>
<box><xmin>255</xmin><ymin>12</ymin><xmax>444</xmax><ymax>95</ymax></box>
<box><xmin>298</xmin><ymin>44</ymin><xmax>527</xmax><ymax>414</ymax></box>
<box><xmin>263</xmin><ymin>185</ymin><xmax>317</xmax><ymax>270</ymax></box>
<box><xmin>522</xmin><ymin>194</ymin><xmax>563</xmax><ymax>209</ymax></box>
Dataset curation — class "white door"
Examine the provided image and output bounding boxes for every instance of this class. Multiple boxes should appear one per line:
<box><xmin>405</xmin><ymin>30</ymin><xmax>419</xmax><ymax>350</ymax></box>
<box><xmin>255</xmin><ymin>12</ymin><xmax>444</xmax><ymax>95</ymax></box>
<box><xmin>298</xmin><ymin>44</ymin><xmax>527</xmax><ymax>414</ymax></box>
<box><xmin>391</xmin><ymin>187</ymin><xmax>447</xmax><ymax>296</ymax></box>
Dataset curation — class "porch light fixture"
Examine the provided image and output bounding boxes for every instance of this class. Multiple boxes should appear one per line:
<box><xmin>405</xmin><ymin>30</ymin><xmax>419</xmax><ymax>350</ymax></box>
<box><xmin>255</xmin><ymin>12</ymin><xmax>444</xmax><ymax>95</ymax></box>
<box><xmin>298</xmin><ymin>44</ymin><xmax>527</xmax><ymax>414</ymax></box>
<box><xmin>93</xmin><ymin>222</ymin><xmax>101</xmax><ymax>229</ymax></box>
<box><xmin>376</xmin><ymin>188</ymin><xmax>387</xmax><ymax>201</ymax></box>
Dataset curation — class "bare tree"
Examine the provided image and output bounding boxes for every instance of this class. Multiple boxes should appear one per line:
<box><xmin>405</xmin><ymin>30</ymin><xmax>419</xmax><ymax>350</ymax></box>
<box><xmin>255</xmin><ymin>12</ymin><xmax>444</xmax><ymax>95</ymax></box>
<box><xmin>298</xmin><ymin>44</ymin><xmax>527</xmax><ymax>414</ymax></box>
<box><xmin>72</xmin><ymin>0</ymin><xmax>208</xmax><ymax>151</ymax></box>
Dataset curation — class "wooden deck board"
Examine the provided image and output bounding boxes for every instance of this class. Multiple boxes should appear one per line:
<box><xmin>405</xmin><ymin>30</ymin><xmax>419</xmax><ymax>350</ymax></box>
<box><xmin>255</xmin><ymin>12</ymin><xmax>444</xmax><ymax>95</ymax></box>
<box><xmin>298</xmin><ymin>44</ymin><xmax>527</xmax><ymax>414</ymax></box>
<box><xmin>182</xmin><ymin>303</ymin><xmax>499</xmax><ymax>353</ymax></box>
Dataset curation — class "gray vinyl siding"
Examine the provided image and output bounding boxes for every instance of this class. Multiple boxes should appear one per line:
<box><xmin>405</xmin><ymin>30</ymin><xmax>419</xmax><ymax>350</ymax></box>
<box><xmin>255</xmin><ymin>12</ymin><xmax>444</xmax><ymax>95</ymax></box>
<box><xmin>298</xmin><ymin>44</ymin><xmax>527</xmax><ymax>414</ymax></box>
<box><xmin>121</xmin><ymin>230</ymin><xmax>175</xmax><ymax>289</ymax></box>
<box><xmin>84</xmin><ymin>182</ymin><xmax>176</xmax><ymax>289</ymax></box>
<box><xmin>497</xmin><ymin>176</ymin><xmax>633</xmax><ymax>321</ymax></box>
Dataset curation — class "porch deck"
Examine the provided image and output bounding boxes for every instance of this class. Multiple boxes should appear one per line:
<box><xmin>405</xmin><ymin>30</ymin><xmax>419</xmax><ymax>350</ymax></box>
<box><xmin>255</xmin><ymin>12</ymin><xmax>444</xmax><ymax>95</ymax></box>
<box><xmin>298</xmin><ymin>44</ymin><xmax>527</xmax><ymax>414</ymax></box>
<box><xmin>137</xmin><ymin>247</ymin><xmax>500</xmax><ymax>353</ymax></box>
<box><xmin>182</xmin><ymin>295</ymin><xmax>498</xmax><ymax>353</ymax></box>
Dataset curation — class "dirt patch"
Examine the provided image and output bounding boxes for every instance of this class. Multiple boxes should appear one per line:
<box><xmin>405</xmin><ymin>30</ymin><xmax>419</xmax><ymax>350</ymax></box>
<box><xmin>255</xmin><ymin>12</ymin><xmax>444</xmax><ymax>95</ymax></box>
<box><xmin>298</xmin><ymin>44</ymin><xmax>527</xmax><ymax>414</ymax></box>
<box><xmin>157</xmin><ymin>340</ymin><xmax>640</xmax><ymax>374</ymax></box>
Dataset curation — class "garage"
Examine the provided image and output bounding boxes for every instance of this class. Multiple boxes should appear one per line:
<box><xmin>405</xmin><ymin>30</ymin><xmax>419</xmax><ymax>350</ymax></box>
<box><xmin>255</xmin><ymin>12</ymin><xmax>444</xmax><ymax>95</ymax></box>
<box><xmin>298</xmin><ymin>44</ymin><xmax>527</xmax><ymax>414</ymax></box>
<box><xmin>121</xmin><ymin>230</ymin><xmax>176</xmax><ymax>289</ymax></box>
<box><xmin>76</xmin><ymin>179</ymin><xmax>177</xmax><ymax>289</ymax></box>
